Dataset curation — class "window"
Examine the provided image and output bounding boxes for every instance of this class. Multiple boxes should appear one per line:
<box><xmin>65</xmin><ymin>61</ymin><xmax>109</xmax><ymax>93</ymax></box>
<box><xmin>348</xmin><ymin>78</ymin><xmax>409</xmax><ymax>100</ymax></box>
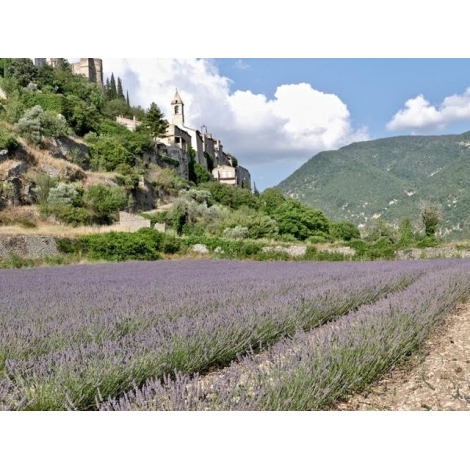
<box><xmin>174</xmin><ymin>105</ymin><xmax>179</xmax><ymax>114</ymax></box>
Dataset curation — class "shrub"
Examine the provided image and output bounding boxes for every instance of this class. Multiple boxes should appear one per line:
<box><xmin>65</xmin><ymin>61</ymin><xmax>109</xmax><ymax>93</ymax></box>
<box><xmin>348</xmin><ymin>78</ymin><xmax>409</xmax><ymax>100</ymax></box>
<box><xmin>223</xmin><ymin>226</ymin><xmax>249</xmax><ymax>239</ymax></box>
<box><xmin>161</xmin><ymin>235</ymin><xmax>182</xmax><ymax>254</ymax></box>
<box><xmin>307</xmin><ymin>235</ymin><xmax>329</xmax><ymax>244</ymax></box>
<box><xmin>85</xmin><ymin>184</ymin><xmax>127</xmax><ymax>224</ymax></box>
<box><xmin>35</xmin><ymin>174</ymin><xmax>57</xmax><ymax>205</ymax></box>
<box><xmin>57</xmin><ymin>229</ymin><xmax>166</xmax><ymax>260</ymax></box>
<box><xmin>420</xmin><ymin>202</ymin><xmax>441</xmax><ymax>239</ymax></box>
<box><xmin>272</xmin><ymin>200</ymin><xmax>330</xmax><ymax>240</ymax></box>
<box><xmin>50</xmin><ymin>205</ymin><xmax>92</xmax><ymax>226</ymax></box>
<box><xmin>153</xmin><ymin>168</ymin><xmax>187</xmax><ymax>197</ymax></box>
<box><xmin>329</xmin><ymin>221</ymin><xmax>360</xmax><ymax>241</ymax></box>
<box><xmin>79</xmin><ymin>229</ymin><xmax>164</xmax><ymax>261</ymax></box>
<box><xmin>63</xmin><ymin>95</ymin><xmax>100</xmax><ymax>136</ymax></box>
<box><xmin>88</xmin><ymin>135</ymin><xmax>133</xmax><ymax>171</ymax></box>
<box><xmin>21</xmin><ymin>92</ymin><xmax>66</xmax><ymax>114</ymax></box>
<box><xmin>15</xmin><ymin>105</ymin><xmax>70</xmax><ymax>145</ymax></box>
<box><xmin>0</xmin><ymin>125</ymin><xmax>18</xmax><ymax>152</ymax></box>
<box><xmin>201</xmin><ymin>181</ymin><xmax>259</xmax><ymax>210</ymax></box>
<box><xmin>47</xmin><ymin>182</ymin><xmax>79</xmax><ymax>207</ymax></box>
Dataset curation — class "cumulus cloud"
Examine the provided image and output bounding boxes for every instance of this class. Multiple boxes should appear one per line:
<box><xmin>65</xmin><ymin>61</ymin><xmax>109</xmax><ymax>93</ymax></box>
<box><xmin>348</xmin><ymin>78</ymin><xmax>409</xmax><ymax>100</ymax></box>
<box><xmin>102</xmin><ymin>59</ymin><xmax>368</xmax><ymax>186</ymax></box>
<box><xmin>387</xmin><ymin>88</ymin><xmax>470</xmax><ymax>132</ymax></box>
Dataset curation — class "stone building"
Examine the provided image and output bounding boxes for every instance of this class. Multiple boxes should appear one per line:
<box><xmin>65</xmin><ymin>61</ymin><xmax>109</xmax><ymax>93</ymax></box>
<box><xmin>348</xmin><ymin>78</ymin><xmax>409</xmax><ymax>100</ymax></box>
<box><xmin>212</xmin><ymin>165</ymin><xmax>236</xmax><ymax>185</ymax></box>
<box><xmin>118</xmin><ymin>89</ymin><xmax>251</xmax><ymax>188</ymax></box>
<box><xmin>71</xmin><ymin>59</ymin><xmax>103</xmax><ymax>87</ymax></box>
<box><xmin>212</xmin><ymin>165</ymin><xmax>251</xmax><ymax>189</ymax></box>
<box><xmin>116</xmin><ymin>115</ymin><xmax>141</xmax><ymax>131</ymax></box>
<box><xmin>34</xmin><ymin>58</ymin><xmax>103</xmax><ymax>87</ymax></box>
<box><xmin>170</xmin><ymin>90</ymin><xmax>206</xmax><ymax>167</ymax></box>
<box><xmin>166</xmin><ymin>89</ymin><xmax>250</xmax><ymax>188</ymax></box>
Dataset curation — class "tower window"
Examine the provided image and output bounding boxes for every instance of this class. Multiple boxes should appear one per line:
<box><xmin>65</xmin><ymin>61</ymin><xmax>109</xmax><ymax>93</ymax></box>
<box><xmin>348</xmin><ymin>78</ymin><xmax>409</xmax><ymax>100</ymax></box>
<box><xmin>174</xmin><ymin>105</ymin><xmax>179</xmax><ymax>114</ymax></box>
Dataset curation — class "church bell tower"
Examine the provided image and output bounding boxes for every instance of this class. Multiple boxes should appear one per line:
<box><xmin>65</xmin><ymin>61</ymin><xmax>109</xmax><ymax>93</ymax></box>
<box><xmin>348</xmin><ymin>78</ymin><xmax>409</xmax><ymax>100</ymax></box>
<box><xmin>171</xmin><ymin>89</ymin><xmax>184</xmax><ymax>127</ymax></box>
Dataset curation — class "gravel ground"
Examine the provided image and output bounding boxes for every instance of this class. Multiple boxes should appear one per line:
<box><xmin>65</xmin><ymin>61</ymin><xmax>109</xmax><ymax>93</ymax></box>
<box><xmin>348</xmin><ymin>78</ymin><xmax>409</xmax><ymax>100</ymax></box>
<box><xmin>333</xmin><ymin>303</ymin><xmax>470</xmax><ymax>411</ymax></box>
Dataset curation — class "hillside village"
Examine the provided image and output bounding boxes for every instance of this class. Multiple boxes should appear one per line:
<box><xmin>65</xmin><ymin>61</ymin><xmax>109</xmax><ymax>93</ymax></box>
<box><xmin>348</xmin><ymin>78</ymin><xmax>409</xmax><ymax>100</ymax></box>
<box><xmin>1</xmin><ymin>58</ymin><xmax>470</xmax><ymax>415</ymax></box>
<box><xmin>1</xmin><ymin>57</ymin><xmax>469</xmax><ymax>265</ymax></box>
<box><xmin>117</xmin><ymin>90</ymin><xmax>251</xmax><ymax>189</ymax></box>
<box><xmin>35</xmin><ymin>58</ymin><xmax>251</xmax><ymax>190</ymax></box>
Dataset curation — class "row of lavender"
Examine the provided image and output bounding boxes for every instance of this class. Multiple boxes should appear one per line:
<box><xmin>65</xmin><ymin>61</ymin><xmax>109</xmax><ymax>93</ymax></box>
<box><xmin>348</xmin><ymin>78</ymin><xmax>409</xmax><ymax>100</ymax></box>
<box><xmin>0</xmin><ymin>259</ymin><xmax>446</xmax><ymax>410</ymax></box>
<box><xmin>103</xmin><ymin>260</ymin><xmax>470</xmax><ymax>410</ymax></box>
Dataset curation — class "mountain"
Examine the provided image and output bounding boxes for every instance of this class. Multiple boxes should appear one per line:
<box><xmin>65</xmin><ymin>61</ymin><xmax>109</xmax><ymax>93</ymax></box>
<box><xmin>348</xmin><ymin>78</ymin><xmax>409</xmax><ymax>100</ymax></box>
<box><xmin>276</xmin><ymin>132</ymin><xmax>470</xmax><ymax>238</ymax></box>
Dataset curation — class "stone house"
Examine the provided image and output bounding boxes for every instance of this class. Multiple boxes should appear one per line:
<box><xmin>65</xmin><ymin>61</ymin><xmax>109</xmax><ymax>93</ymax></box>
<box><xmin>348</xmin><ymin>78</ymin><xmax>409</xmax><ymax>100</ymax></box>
<box><xmin>116</xmin><ymin>115</ymin><xmax>141</xmax><ymax>131</ymax></box>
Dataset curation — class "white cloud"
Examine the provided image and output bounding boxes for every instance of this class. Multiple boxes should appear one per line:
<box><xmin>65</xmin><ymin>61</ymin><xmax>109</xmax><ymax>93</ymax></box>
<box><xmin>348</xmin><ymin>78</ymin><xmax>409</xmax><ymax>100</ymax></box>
<box><xmin>103</xmin><ymin>59</ymin><xmax>368</xmax><ymax>175</ymax></box>
<box><xmin>387</xmin><ymin>88</ymin><xmax>470</xmax><ymax>132</ymax></box>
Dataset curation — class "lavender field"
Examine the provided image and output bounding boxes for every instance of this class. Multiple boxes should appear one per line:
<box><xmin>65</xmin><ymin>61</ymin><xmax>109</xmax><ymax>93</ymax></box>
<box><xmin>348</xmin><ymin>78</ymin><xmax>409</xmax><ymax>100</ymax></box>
<box><xmin>1</xmin><ymin>258</ymin><xmax>469</xmax><ymax>410</ymax></box>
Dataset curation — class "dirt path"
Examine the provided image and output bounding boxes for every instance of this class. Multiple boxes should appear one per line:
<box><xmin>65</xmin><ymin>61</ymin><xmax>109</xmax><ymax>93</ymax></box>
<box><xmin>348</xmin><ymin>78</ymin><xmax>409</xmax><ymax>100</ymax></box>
<box><xmin>333</xmin><ymin>303</ymin><xmax>470</xmax><ymax>411</ymax></box>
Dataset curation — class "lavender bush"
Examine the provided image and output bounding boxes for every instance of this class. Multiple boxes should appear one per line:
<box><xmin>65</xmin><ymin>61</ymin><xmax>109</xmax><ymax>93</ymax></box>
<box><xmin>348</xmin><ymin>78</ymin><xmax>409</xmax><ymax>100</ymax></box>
<box><xmin>0</xmin><ymin>259</ymin><xmax>460</xmax><ymax>410</ymax></box>
<box><xmin>104</xmin><ymin>260</ymin><xmax>470</xmax><ymax>410</ymax></box>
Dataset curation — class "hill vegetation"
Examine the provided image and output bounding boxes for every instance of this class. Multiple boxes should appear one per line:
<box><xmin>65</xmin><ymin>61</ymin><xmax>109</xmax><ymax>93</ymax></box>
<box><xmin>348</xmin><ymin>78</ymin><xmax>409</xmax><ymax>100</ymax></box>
<box><xmin>0</xmin><ymin>58</ymin><xmax>365</xmax><ymax>263</ymax></box>
<box><xmin>277</xmin><ymin>133</ymin><xmax>470</xmax><ymax>240</ymax></box>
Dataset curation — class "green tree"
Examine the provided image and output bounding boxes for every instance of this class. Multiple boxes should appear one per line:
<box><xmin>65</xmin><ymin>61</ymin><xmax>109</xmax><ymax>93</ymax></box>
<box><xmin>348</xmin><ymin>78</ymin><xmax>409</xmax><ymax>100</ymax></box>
<box><xmin>105</xmin><ymin>77</ymin><xmax>111</xmax><ymax>98</ymax></box>
<box><xmin>0</xmin><ymin>58</ymin><xmax>13</xmax><ymax>78</ymax></box>
<box><xmin>272</xmin><ymin>200</ymin><xmax>330</xmax><ymax>240</ymax></box>
<box><xmin>117</xmin><ymin>77</ymin><xmax>125</xmax><ymax>100</ymax></box>
<box><xmin>109</xmin><ymin>73</ymin><xmax>117</xmax><ymax>100</ymax></box>
<box><xmin>260</xmin><ymin>188</ymin><xmax>286</xmax><ymax>215</ymax></box>
<box><xmin>365</xmin><ymin>219</ymin><xmax>398</xmax><ymax>244</ymax></box>
<box><xmin>142</xmin><ymin>102</ymin><xmax>168</xmax><ymax>141</ymax></box>
<box><xmin>130</xmin><ymin>105</ymin><xmax>146</xmax><ymax>121</ymax></box>
<box><xmin>103</xmin><ymin>98</ymin><xmax>129</xmax><ymax>119</ymax></box>
<box><xmin>419</xmin><ymin>201</ymin><xmax>441</xmax><ymax>238</ymax></box>
<box><xmin>35</xmin><ymin>62</ymin><xmax>55</xmax><ymax>89</ymax></box>
<box><xmin>63</xmin><ymin>95</ymin><xmax>100</xmax><ymax>136</ymax></box>
<box><xmin>8</xmin><ymin>58</ymin><xmax>38</xmax><ymax>87</ymax></box>
<box><xmin>126</xmin><ymin>91</ymin><xmax>130</xmax><ymax>108</ymax></box>
<box><xmin>201</xmin><ymin>181</ymin><xmax>259</xmax><ymax>210</ymax></box>
<box><xmin>397</xmin><ymin>217</ymin><xmax>415</xmax><ymax>247</ymax></box>
<box><xmin>329</xmin><ymin>221</ymin><xmax>360</xmax><ymax>241</ymax></box>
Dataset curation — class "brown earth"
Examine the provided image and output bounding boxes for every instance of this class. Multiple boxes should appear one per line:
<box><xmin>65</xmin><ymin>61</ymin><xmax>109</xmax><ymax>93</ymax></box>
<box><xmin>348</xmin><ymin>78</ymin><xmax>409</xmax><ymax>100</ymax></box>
<box><xmin>332</xmin><ymin>303</ymin><xmax>470</xmax><ymax>411</ymax></box>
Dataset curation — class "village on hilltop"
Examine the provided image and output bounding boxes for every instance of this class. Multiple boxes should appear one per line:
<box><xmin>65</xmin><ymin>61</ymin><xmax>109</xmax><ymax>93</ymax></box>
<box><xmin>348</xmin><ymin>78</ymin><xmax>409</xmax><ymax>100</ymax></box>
<box><xmin>35</xmin><ymin>58</ymin><xmax>251</xmax><ymax>189</ymax></box>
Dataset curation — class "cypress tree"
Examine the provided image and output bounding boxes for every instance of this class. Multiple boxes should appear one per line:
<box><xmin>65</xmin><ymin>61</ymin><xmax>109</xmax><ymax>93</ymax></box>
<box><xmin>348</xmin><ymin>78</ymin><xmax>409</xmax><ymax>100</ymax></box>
<box><xmin>126</xmin><ymin>90</ymin><xmax>130</xmax><ymax>108</ymax></box>
<box><xmin>117</xmin><ymin>77</ymin><xmax>125</xmax><ymax>100</ymax></box>
<box><xmin>105</xmin><ymin>77</ymin><xmax>111</xmax><ymax>99</ymax></box>
<box><xmin>109</xmin><ymin>73</ymin><xmax>117</xmax><ymax>100</ymax></box>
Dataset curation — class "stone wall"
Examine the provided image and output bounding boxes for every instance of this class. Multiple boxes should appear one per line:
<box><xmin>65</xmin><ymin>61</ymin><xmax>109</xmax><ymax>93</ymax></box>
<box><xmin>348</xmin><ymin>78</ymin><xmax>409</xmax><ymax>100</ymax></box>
<box><xmin>116</xmin><ymin>211</ymin><xmax>151</xmax><ymax>232</ymax></box>
<box><xmin>116</xmin><ymin>115</ymin><xmax>141</xmax><ymax>132</ymax></box>
<box><xmin>396</xmin><ymin>247</ymin><xmax>470</xmax><ymax>260</ymax></box>
<box><xmin>0</xmin><ymin>236</ymin><xmax>58</xmax><ymax>259</ymax></box>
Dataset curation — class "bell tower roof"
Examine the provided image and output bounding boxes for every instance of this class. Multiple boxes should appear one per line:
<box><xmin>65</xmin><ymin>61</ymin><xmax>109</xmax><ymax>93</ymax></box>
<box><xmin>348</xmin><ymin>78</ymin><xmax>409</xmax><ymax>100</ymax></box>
<box><xmin>171</xmin><ymin>89</ymin><xmax>184</xmax><ymax>105</ymax></box>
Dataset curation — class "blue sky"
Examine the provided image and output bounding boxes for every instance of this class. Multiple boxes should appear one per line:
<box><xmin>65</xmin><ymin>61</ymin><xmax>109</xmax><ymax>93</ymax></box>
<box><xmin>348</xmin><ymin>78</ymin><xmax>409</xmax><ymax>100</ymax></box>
<box><xmin>4</xmin><ymin>0</ymin><xmax>468</xmax><ymax>461</ymax></box>
<box><xmin>8</xmin><ymin>1</ymin><xmax>470</xmax><ymax>192</ymax></box>
<box><xmin>101</xmin><ymin>58</ymin><xmax>470</xmax><ymax>191</ymax></box>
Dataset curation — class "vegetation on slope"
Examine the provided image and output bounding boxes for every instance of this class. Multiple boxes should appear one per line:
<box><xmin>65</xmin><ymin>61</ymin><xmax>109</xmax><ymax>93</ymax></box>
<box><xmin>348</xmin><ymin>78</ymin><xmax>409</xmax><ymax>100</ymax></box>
<box><xmin>277</xmin><ymin>134</ymin><xmax>470</xmax><ymax>239</ymax></box>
